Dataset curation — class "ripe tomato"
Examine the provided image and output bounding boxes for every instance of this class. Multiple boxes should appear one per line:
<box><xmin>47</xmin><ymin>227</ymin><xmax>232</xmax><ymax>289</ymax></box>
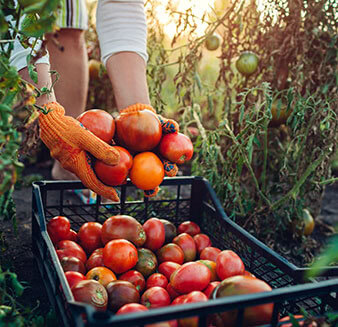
<box><xmin>77</xmin><ymin>222</ymin><xmax>103</xmax><ymax>254</ymax></box>
<box><xmin>103</xmin><ymin>239</ymin><xmax>138</xmax><ymax>274</ymax></box>
<box><xmin>216</xmin><ymin>250</ymin><xmax>245</xmax><ymax>280</ymax></box>
<box><xmin>140</xmin><ymin>286</ymin><xmax>171</xmax><ymax>309</ymax></box>
<box><xmin>171</xmin><ymin>294</ymin><xmax>187</xmax><ymax>305</ymax></box>
<box><xmin>135</xmin><ymin>248</ymin><xmax>158</xmax><ymax>278</ymax></box>
<box><xmin>56</xmin><ymin>240</ymin><xmax>87</xmax><ymax>264</ymax></box>
<box><xmin>157</xmin><ymin>243</ymin><xmax>185</xmax><ymax>265</ymax></box>
<box><xmin>159</xmin><ymin>133</ymin><xmax>193</xmax><ymax>164</ymax></box>
<box><xmin>72</xmin><ymin>280</ymin><xmax>108</xmax><ymax>311</ymax></box>
<box><xmin>197</xmin><ymin>260</ymin><xmax>218</xmax><ymax>281</ymax></box>
<box><xmin>143</xmin><ymin>218</ymin><xmax>165</xmax><ymax>251</ymax></box>
<box><xmin>101</xmin><ymin>215</ymin><xmax>146</xmax><ymax>247</ymax></box>
<box><xmin>68</xmin><ymin>229</ymin><xmax>78</xmax><ymax>242</ymax></box>
<box><xmin>115</xmin><ymin>108</ymin><xmax>162</xmax><ymax>152</ymax></box>
<box><xmin>116</xmin><ymin>303</ymin><xmax>148</xmax><ymax>315</ymax></box>
<box><xmin>86</xmin><ymin>248</ymin><xmax>104</xmax><ymax>271</ymax></box>
<box><xmin>106</xmin><ymin>280</ymin><xmax>140</xmax><ymax>312</ymax></box>
<box><xmin>166</xmin><ymin>283</ymin><xmax>180</xmax><ymax>301</ymax></box>
<box><xmin>86</xmin><ymin>266</ymin><xmax>117</xmax><ymax>288</ymax></box>
<box><xmin>119</xmin><ymin>270</ymin><xmax>146</xmax><ymax>293</ymax></box>
<box><xmin>193</xmin><ymin>234</ymin><xmax>212</xmax><ymax>254</ymax></box>
<box><xmin>179</xmin><ymin>291</ymin><xmax>208</xmax><ymax>327</ymax></box>
<box><xmin>158</xmin><ymin>261</ymin><xmax>181</xmax><ymax>281</ymax></box>
<box><xmin>64</xmin><ymin>271</ymin><xmax>86</xmax><ymax>289</ymax></box>
<box><xmin>77</xmin><ymin>109</ymin><xmax>115</xmax><ymax>144</ymax></box>
<box><xmin>170</xmin><ymin>262</ymin><xmax>211</xmax><ymax>294</ymax></box>
<box><xmin>160</xmin><ymin>219</ymin><xmax>177</xmax><ymax>243</ymax></box>
<box><xmin>129</xmin><ymin>152</ymin><xmax>164</xmax><ymax>190</ymax></box>
<box><xmin>47</xmin><ymin>216</ymin><xmax>71</xmax><ymax>244</ymax></box>
<box><xmin>203</xmin><ymin>281</ymin><xmax>220</xmax><ymax>298</ymax></box>
<box><xmin>205</xmin><ymin>34</ymin><xmax>221</xmax><ymax>51</ymax></box>
<box><xmin>177</xmin><ymin>221</ymin><xmax>200</xmax><ymax>236</ymax></box>
<box><xmin>200</xmin><ymin>247</ymin><xmax>222</xmax><ymax>262</ymax></box>
<box><xmin>146</xmin><ymin>273</ymin><xmax>168</xmax><ymax>289</ymax></box>
<box><xmin>173</xmin><ymin>233</ymin><xmax>197</xmax><ymax>262</ymax></box>
<box><xmin>235</xmin><ymin>51</ymin><xmax>259</xmax><ymax>76</ymax></box>
<box><xmin>94</xmin><ymin>146</ymin><xmax>133</xmax><ymax>186</ymax></box>
<box><xmin>60</xmin><ymin>256</ymin><xmax>86</xmax><ymax>274</ymax></box>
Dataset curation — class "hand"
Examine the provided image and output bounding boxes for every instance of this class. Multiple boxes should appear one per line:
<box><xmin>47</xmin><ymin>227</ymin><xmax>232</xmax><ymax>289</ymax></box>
<box><xmin>38</xmin><ymin>102</ymin><xmax>120</xmax><ymax>202</ymax></box>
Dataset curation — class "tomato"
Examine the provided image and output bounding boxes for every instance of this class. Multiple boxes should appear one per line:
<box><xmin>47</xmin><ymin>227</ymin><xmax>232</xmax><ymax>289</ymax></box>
<box><xmin>193</xmin><ymin>234</ymin><xmax>212</xmax><ymax>254</ymax></box>
<box><xmin>209</xmin><ymin>275</ymin><xmax>273</xmax><ymax>327</ymax></box>
<box><xmin>197</xmin><ymin>260</ymin><xmax>218</xmax><ymax>281</ymax></box>
<box><xmin>88</xmin><ymin>59</ymin><xmax>104</xmax><ymax>80</ymax></box>
<box><xmin>292</xmin><ymin>208</ymin><xmax>315</xmax><ymax>237</ymax></box>
<box><xmin>68</xmin><ymin>229</ymin><xmax>78</xmax><ymax>242</ymax></box>
<box><xmin>279</xmin><ymin>315</ymin><xmax>314</xmax><ymax>327</ymax></box>
<box><xmin>103</xmin><ymin>239</ymin><xmax>138</xmax><ymax>274</ymax></box>
<box><xmin>158</xmin><ymin>262</ymin><xmax>181</xmax><ymax>281</ymax></box>
<box><xmin>94</xmin><ymin>146</ymin><xmax>133</xmax><ymax>186</ymax></box>
<box><xmin>160</xmin><ymin>219</ymin><xmax>177</xmax><ymax>243</ymax></box>
<box><xmin>135</xmin><ymin>248</ymin><xmax>158</xmax><ymax>278</ymax></box>
<box><xmin>268</xmin><ymin>100</ymin><xmax>292</xmax><ymax>128</ymax></box>
<box><xmin>86</xmin><ymin>267</ymin><xmax>117</xmax><ymax>288</ymax></box>
<box><xmin>159</xmin><ymin>133</ymin><xmax>194</xmax><ymax>164</ymax></box>
<box><xmin>243</xmin><ymin>270</ymin><xmax>256</xmax><ymax>278</ymax></box>
<box><xmin>205</xmin><ymin>34</ymin><xmax>221</xmax><ymax>51</ymax></box>
<box><xmin>177</xmin><ymin>221</ymin><xmax>200</xmax><ymax>236</ymax></box>
<box><xmin>72</xmin><ymin>280</ymin><xmax>108</xmax><ymax>311</ymax></box>
<box><xmin>200</xmin><ymin>247</ymin><xmax>221</xmax><ymax>262</ymax></box>
<box><xmin>77</xmin><ymin>222</ymin><xmax>103</xmax><ymax>254</ymax></box>
<box><xmin>170</xmin><ymin>262</ymin><xmax>211</xmax><ymax>294</ymax></box>
<box><xmin>143</xmin><ymin>218</ymin><xmax>165</xmax><ymax>251</ymax></box>
<box><xmin>173</xmin><ymin>233</ymin><xmax>197</xmax><ymax>262</ymax></box>
<box><xmin>216</xmin><ymin>250</ymin><xmax>245</xmax><ymax>280</ymax></box>
<box><xmin>146</xmin><ymin>273</ymin><xmax>168</xmax><ymax>289</ymax></box>
<box><xmin>77</xmin><ymin>109</ymin><xmax>115</xmax><ymax>144</ymax></box>
<box><xmin>101</xmin><ymin>215</ymin><xmax>146</xmax><ymax>247</ymax></box>
<box><xmin>115</xmin><ymin>108</ymin><xmax>162</xmax><ymax>152</ymax></box>
<box><xmin>129</xmin><ymin>152</ymin><xmax>164</xmax><ymax>191</ymax></box>
<box><xmin>47</xmin><ymin>216</ymin><xmax>71</xmax><ymax>244</ymax></box>
<box><xmin>166</xmin><ymin>283</ymin><xmax>181</xmax><ymax>301</ymax></box>
<box><xmin>157</xmin><ymin>243</ymin><xmax>185</xmax><ymax>265</ymax></box>
<box><xmin>86</xmin><ymin>248</ymin><xmax>104</xmax><ymax>271</ymax></box>
<box><xmin>119</xmin><ymin>270</ymin><xmax>146</xmax><ymax>293</ymax></box>
<box><xmin>106</xmin><ymin>280</ymin><xmax>140</xmax><ymax>312</ymax></box>
<box><xmin>64</xmin><ymin>271</ymin><xmax>86</xmax><ymax>289</ymax></box>
<box><xmin>140</xmin><ymin>286</ymin><xmax>171</xmax><ymax>309</ymax></box>
<box><xmin>171</xmin><ymin>294</ymin><xmax>187</xmax><ymax>305</ymax></box>
<box><xmin>179</xmin><ymin>291</ymin><xmax>208</xmax><ymax>327</ymax></box>
<box><xmin>235</xmin><ymin>51</ymin><xmax>259</xmax><ymax>76</ymax></box>
<box><xmin>60</xmin><ymin>256</ymin><xmax>86</xmax><ymax>275</ymax></box>
<box><xmin>56</xmin><ymin>240</ymin><xmax>87</xmax><ymax>264</ymax></box>
<box><xmin>116</xmin><ymin>303</ymin><xmax>148</xmax><ymax>315</ymax></box>
<box><xmin>203</xmin><ymin>281</ymin><xmax>220</xmax><ymax>298</ymax></box>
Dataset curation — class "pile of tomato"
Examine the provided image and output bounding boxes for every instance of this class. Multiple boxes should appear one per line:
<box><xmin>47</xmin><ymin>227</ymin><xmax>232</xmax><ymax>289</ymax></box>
<box><xmin>77</xmin><ymin>108</ymin><xmax>193</xmax><ymax>193</ymax></box>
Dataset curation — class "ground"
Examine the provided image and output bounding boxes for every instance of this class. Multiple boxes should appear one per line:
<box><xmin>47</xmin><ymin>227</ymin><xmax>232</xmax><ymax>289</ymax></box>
<box><xmin>1</xmin><ymin>158</ymin><xmax>337</xmax><ymax>319</ymax></box>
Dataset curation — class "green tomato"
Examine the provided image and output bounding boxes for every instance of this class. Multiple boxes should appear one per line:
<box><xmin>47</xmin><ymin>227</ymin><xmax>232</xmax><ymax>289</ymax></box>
<box><xmin>205</xmin><ymin>34</ymin><xmax>221</xmax><ymax>51</ymax></box>
<box><xmin>235</xmin><ymin>51</ymin><xmax>259</xmax><ymax>76</ymax></box>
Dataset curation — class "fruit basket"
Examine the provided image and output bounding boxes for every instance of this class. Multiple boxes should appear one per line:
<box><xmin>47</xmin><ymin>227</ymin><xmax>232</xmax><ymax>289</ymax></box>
<box><xmin>31</xmin><ymin>177</ymin><xmax>338</xmax><ymax>327</ymax></box>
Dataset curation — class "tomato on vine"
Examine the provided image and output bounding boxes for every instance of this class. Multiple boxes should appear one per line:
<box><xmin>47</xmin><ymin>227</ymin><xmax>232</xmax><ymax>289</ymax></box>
<box><xmin>235</xmin><ymin>51</ymin><xmax>259</xmax><ymax>76</ymax></box>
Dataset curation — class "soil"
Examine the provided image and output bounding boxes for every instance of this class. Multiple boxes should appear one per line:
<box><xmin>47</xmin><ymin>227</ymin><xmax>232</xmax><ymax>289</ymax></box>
<box><xmin>1</xmin><ymin>158</ymin><xmax>337</xmax><ymax>319</ymax></box>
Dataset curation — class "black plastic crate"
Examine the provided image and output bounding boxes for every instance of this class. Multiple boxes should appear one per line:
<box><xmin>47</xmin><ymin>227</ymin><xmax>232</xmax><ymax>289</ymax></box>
<box><xmin>31</xmin><ymin>177</ymin><xmax>338</xmax><ymax>327</ymax></box>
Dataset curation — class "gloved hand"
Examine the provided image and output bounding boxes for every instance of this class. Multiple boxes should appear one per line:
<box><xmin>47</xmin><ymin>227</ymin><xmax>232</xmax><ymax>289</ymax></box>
<box><xmin>38</xmin><ymin>102</ymin><xmax>120</xmax><ymax>202</ymax></box>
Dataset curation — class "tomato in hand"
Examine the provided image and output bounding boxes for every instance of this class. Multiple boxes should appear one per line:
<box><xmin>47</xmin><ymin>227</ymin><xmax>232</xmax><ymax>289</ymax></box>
<box><xmin>56</xmin><ymin>240</ymin><xmax>87</xmax><ymax>264</ymax></box>
<box><xmin>47</xmin><ymin>216</ymin><xmax>71</xmax><ymax>244</ymax></box>
<box><xmin>64</xmin><ymin>271</ymin><xmax>86</xmax><ymax>289</ymax></box>
<box><xmin>77</xmin><ymin>109</ymin><xmax>115</xmax><ymax>144</ymax></box>
<box><xmin>143</xmin><ymin>218</ymin><xmax>165</xmax><ymax>251</ymax></box>
<box><xmin>77</xmin><ymin>221</ymin><xmax>103</xmax><ymax>254</ymax></box>
<box><xmin>216</xmin><ymin>250</ymin><xmax>245</xmax><ymax>280</ymax></box>
<box><xmin>86</xmin><ymin>266</ymin><xmax>117</xmax><ymax>288</ymax></box>
<box><xmin>94</xmin><ymin>146</ymin><xmax>133</xmax><ymax>186</ymax></box>
<box><xmin>159</xmin><ymin>133</ymin><xmax>193</xmax><ymax>164</ymax></box>
<box><xmin>86</xmin><ymin>248</ymin><xmax>104</xmax><ymax>271</ymax></box>
<box><xmin>119</xmin><ymin>270</ymin><xmax>146</xmax><ymax>293</ymax></box>
<box><xmin>140</xmin><ymin>286</ymin><xmax>171</xmax><ymax>309</ymax></box>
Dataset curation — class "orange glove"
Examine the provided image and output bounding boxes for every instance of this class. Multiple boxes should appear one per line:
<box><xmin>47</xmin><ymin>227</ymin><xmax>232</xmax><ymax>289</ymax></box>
<box><xmin>38</xmin><ymin>102</ymin><xmax>120</xmax><ymax>202</ymax></box>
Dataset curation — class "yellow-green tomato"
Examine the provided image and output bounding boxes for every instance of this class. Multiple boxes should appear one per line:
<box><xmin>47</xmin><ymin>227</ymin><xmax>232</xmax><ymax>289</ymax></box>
<box><xmin>235</xmin><ymin>51</ymin><xmax>259</xmax><ymax>76</ymax></box>
<box><xmin>205</xmin><ymin>34</ymin><xmax>221</xmax><ymax>51</ymax></box>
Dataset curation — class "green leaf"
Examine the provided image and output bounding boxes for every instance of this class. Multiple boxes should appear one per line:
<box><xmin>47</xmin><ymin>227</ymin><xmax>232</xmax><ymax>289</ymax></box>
<box><xmin>20</xmin><ymin>15</ymin><xmax>55</xmax><ymax>37</ymax></box>
<box><xmin>246</xmin><ymin>134</ymin><xmax>254</xmax><ymax>164</ymax></box>
<box><xmin>237</xmin><ymin>156</ymin><xmax>244</xmax><ymax>176</ymax></box>
<box><xmin>0</xmin><ymin>11</ymin><xmax>9</xmax><ymax>34</ymax></box>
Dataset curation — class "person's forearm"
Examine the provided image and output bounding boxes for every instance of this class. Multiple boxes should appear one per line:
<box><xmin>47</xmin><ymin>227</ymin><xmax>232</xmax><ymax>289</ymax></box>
<box><xmin>106</xmin><ymin>51</ymin><xmax>150</xmax><ymax>110</ymax></box>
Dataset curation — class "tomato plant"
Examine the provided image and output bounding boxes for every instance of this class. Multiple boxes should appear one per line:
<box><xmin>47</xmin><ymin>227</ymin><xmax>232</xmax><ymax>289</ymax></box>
<box><xmin>77</xmin><ymin>221</ymin><xmax>103</xmax><ymax>254</ymax></box>
<box><xmin>235</xmin><ymin>51</ymin><xmax>259</xmax><ymax>76</ymax></box>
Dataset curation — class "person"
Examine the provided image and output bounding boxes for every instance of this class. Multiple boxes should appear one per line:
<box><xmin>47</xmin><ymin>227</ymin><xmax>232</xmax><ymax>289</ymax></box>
<box><xmin>10</xmin><ymin>0</ymin><xmax>178</xmax><ymax>202</ymax></box>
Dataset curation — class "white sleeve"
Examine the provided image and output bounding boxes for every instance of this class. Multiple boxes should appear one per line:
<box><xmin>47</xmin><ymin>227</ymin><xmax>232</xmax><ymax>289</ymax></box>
<box><xmin>96</xmin><ymin>0</ymin><xmax>148</xmax><ymax>66</ymax></box>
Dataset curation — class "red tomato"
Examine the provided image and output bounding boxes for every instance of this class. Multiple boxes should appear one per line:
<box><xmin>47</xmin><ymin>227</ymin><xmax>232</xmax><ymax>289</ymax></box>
<box><xmin>159</xmin><ymin>133</ymin><xmax>194</xmax><ymax>164</ymax></box>
<box><xmin>77</xmin><ymin>222</ymin><xmax>103</xmax><ymax>254</ymax></box>
<box><xmin>172</xmin><ymin>233</ymin><xmax>196</xmax><ymax>262</ymax></box>
<box><xmin>86</xmin><ymin>248</ymin><xmax>104</xmax><ymax>271</ymax></box>
<box><xmin>203</xmin><ymin>281</ymin><xmax>220</xmax><ymax>298</ymax></box>
<box><xmin>56</xmin><ymin>240</ymin><xmax>87</xmax><ymax>264</ymax></box>
<box><xmin>244</xmin><ymin>270</ymin><xmax>256</xmax><ymax>278</ymax></box>
<box><xmin>119</xmin><ymin>270</ymin><xmax>146</xmax><ymax>293</ymax></box>
<box><xmin>158</xmin><ymin>262</ymin><xmax>181</xmax><ymax>281</ymax></box>
<box><xmin>94</xmin><ymin>146</ymin><xmax>133</xmax><ymax>186</ymax></box>
<box><xmin>103</xmin><ymin>239</ymin><xmax>138</xmax><ymax>274</ymax></box>
<box><xmin>86</xmin><ymin>266</ymin><xmax>117</xmax><ymax>288</ymax></box>
<box><xmin>157</xmin><ymin>244</ymin><xmax>185</xmax><ymax>265</ymax></box>
<box><xmin>72</xmin><ymin>280</ymin><xmax>108</xmax><ymax>311</ymax></box>
<box><xmin>68</xmin><ymin>229</ymin><xmax>78</xmax><ymax>242</ymax></box>
<box><xmin>179</xmin><ymin>291</ymin><xmax>208</xmax><ymax>327</ymax></box>
<box><xmin>166</xmin><ymin>283</ymin><xmax>180</xmax><ymax>301</ymax></box>
<box><xmin>197</xmin><ymin>260</ymin><xmax>218</xmax><ymax>282</ymax></box>
<box><xmin>140</xmin><ymin>287</ymin><xmax>171</xmax><ymax>309</ymax></box>
<box><xmin>64</xmin><ymin>271</ymin><xmax>86</xmax><ymax>289</ymax></box>
<box><xmin>47</xmin><ymin>216</ymin><xmax>71</xmax><ymax>244</ymax></box>
<box><xmin>200</xmin><ymin>247</ymin><xmax>222</xmax><ymax>262</ymax></box>
<box><xmin>60</xmin><ymin>256</ymin><xmax>86</xmax><ymax>274</ymax></box>
<box><xmin>171</xmin><ymin>294</ymin><xmax>187</xmax><ymax>305</ymax></box>
<box><xmin>193</xmin><ymin>234</ymin><xmax>212</xmax><ymax>254</ymax></box>
<box><xmin>116</xmin><ymin>303</ymin><xmax>148</xmax><ymax>315</ymax></box>
<box><xmin>177</xmin><ymin>221</ymin><xmax>201</xmax><ymax>236</ymax></box>
<box><xmin>77</xmin><ymin>109</ymin><xmax>115</xmax><ymax>144</ymax></box>
<box><xmin>143</xmin><ymin>218</ymin><xmax>165</xmax><ymax>251</ymax></box>
<box><xmin>115</xmin><ymin>107</ymin><xmax>162</xmax><ymax>152</ymax></box>
<box><xmin>170</xmin><ymin>262</ymin><xmax>211</xmax><ymax>294</ymax></box>
<box><xmin>146</xmin><ymin>273</ymin><xmax>168</xmax><ymax>289</ymax></box>
<box><xmin>216</xmin><ymin>250</ymin><xmax>245</xmax><ymax>280</ymax></box>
